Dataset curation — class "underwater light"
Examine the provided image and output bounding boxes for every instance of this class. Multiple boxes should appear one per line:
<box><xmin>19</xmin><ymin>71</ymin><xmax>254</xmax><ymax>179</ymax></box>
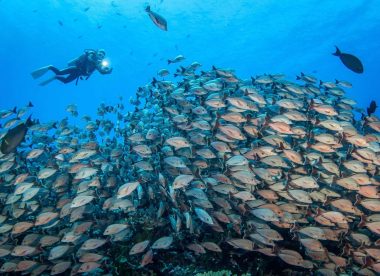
<box><xmin>101</xmin><ymin>59</ymin><xmax>109</xmax><ymax>67</ymax></box>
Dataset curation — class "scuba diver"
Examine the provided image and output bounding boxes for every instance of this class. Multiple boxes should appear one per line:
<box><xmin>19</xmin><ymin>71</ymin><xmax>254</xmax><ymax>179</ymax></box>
<box><xmin>31</xmin><ymin>49</ymin><xmax>112</xmax><ymax>86</ymax></box>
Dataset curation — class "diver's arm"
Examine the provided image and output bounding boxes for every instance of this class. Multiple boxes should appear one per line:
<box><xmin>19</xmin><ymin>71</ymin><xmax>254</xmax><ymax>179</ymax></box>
<box><xmin>85</xmin><ymin>68</ymin><xmax>97</xmax><ymax>80</ymax></box>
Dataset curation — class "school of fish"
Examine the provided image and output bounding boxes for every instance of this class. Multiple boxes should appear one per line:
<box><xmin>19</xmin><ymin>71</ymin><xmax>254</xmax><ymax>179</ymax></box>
<box><xmin>0</xmin><ymin>61</ymin><xmax>379</xmax><ymax>275</ymax></box>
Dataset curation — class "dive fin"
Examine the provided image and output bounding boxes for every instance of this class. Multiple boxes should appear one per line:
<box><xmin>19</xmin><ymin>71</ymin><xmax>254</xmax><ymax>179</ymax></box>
<box><xmin>39</xmin><ymin>76</ymin><xmax>56</xmax><ymax>86</ymax></box>
<box><xmin>31</xmin><ymin>65</ymin><xmax>52</xmax><ymax>79</ymax></box>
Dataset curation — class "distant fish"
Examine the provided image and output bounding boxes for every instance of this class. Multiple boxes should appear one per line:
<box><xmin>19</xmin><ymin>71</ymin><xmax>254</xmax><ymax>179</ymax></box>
<box><xmin>333</xmin><ymin>46</ymin><xmax>363</xmax><ymax>73</ymax></box>
<box><xmin>17</xmin><ymin>102</ymin><xmax>33</xmax><ymax>118</ymax></box>
<box><xmin>58</xmin><ymin>20</ymin><xmax>63</xmax><ymax>26</ymax></box>
<box><xmin>335</xmin><ymin>79</ymin><xmax>352</xmax><ymax>89</ymax></box>
<box><xmin>168</xmin><ymin>55</ymin><xmax>185</xmax><ymax>64</ymax></box>
<box><xmin>145</xmin><ymin>5</ymin><xmax>167</xmax><ymax>31</ymax></box>
<box><xmin>83</xmin><ymin>7</ymin><xmax>90</xmax><ymax>12</ymax></box>
<box><xmin>66</xmin><ymin>104</ymin><xmax>78</xmax><ymax>117</ymax></box>
<box><xmin>367</xmin><ymin>100</ymin><xmax>377</xmax><ymax>116</ymax></box>
<box><xmin>296</xmin><ymin>72</ymin><xmax>317</xmax><ymax>84</ymax></box>
<box><xmin>158</xmin><ymin>69</ymin><xmax>169</xmax><ymax>77</ymax></box>
<box><xmin>1</xmin><ymin>116</ymin><xmax>33</xmax><ymax>154</ymax></box>
<box><xmin>0</xmin><ymin>107</ymin><xmax>17</xmax><ymax>119</ymax></box>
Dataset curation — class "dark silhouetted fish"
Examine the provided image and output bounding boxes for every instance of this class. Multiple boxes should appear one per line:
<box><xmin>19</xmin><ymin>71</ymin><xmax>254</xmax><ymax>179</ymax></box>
<box><xmin>145</xmin><ymin>5</ymin><xmax>167</xmax><ymax>31</ymax></box>
<box><xmin>367</xmin><ymin>100</ymin><xmax>377</xmax><ymax>116</ymax></box>
<box><xmin>333</xmin><ymin>46</ymin><xmax>363</xmax><ymax>73</ymax></box>
<box><xmin>1</xmin><ymin>115</ymin><xmax>33</xmax><ymax>154</ymax></box>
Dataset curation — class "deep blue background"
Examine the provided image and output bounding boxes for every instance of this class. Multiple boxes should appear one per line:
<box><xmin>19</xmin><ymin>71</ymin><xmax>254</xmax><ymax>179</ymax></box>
<box><xmin>1</xmin><ymin>0</ymin><xmax>379</xmax><ymax>123</ymax></box>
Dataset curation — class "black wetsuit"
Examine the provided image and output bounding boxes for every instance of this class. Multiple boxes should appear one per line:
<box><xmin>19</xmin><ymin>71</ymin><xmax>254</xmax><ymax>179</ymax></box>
<box><xmin>48</xmin><ymin>51</ymin><xmax>99</xmax><ymax>85</ymax></box>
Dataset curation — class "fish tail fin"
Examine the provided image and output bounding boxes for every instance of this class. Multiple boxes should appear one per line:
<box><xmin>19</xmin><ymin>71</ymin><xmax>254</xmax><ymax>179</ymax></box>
<box><xmin>263</xmin><ymin>114</ymin><xmax>270</xmax><ymax>127</ymax></box>
<box><xmin>28</xmin><ymin>101</ymin><xmax>34</xmax><ymax>107</ymax></box>
<box><xmin>167</xmin><ymin>60</ymin><xmax>172</xmax><ymax>64</ymax></box>
<box><xmin>332</xmin><ymin>46</ymin><xmax>341</xmax><ymax>56</ymax></box>
<box><xmin>335</xmin><ymin>79</ymin><xmax>339</xmax><ymax>84</ymax></box>
<box><xmin>279</xmin><ymin>142</ymin><xmax>285</xmax><ymax>150</ymax></box>
<box><xmin>246</xmin><ymin>113</ymin><xmax>252</xmax><ymax>122</ymax></box>
<box><xmin>212</xmin><ymin>65</ymin><xmax>217</xmax><ymax>70</ymax></box>
<box><xmin>301</xmin><ymin>72</ymin><xmax>305</xmax><ymax>76</ymax></box>
<box><xmin>358</xmin><ymin>215</ymin><xmax>366</xmax><ymax>228</ymax></box>
<box><xmin>296</xmin><ymin>76</ymin><xmax>301</xmax><ymax>80</ymax></box>
<box><xmin>145</xmin><ymin>5</ymin><xmax>150</xmax><ymax>12</ymax></box>
<box><xmin>12</xmin><ymin>107</ymin><xmax>17</xmax><ymax>113</ymax></box>
<box><xmin>26</xmin><ymin>115</ymin><xmax>33</xmax><ymax>127</ymax></box>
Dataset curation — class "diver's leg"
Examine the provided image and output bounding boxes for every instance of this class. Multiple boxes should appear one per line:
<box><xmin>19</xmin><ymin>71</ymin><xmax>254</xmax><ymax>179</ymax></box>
<box><xmin>55</xmin><ymin>73</ymin><xmax>79</xmax><ymax>84</ymax></box>
<box><xmin>49</xmin><ymin>66</ymin><xmax>77</xmax><ymax>75</ymax></box>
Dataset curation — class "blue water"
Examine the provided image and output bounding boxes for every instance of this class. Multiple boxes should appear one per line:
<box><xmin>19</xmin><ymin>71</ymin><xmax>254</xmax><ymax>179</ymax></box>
<box><xmin>1</xmin><ymin>0</ymin><xmax>379</xmax><ymax>122</ymax></box>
